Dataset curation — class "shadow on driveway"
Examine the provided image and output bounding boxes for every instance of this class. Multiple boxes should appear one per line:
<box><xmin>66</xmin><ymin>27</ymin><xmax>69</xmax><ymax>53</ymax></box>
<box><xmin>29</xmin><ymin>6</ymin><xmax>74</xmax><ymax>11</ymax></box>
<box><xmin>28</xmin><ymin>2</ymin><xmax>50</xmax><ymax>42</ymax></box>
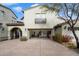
<box><xmin>71</xmin><ymin>48</ymin><xmax>79</xmax><ymax>54</ymax></box>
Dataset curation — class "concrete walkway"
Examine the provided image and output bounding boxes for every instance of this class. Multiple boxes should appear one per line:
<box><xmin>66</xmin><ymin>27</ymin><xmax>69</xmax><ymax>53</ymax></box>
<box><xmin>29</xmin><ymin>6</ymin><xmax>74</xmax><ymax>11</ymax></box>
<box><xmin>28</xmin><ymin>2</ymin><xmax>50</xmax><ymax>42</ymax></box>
<box><xmin>0</xmin><ymin>38</ymin><xmax>79</xmax><ymax>56</ymax></box>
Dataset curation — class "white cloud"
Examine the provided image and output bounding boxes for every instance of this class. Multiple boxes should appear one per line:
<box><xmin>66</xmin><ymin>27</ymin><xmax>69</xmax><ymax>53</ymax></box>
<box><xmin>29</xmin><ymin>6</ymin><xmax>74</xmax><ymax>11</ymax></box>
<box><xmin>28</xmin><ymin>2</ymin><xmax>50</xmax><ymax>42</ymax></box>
<box><xmin>2</xmin><ymin>3</ymin><xmax>16</xmax><ymax>6</ymax></box>
<box><xmin>13</xmin><ymin>6</ymin><xmax>22</xmax><ymax>12</ymax></box>
<box><xmin>31</xmin><ymin>4</ymin><xmax>39</xmax><ymax>7</ymax></box>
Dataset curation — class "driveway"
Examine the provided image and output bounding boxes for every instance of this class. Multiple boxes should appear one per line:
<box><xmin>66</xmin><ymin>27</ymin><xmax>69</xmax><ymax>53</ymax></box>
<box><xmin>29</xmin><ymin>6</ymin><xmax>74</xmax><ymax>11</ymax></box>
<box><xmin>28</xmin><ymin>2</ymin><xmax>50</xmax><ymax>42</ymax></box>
<box><xmin>0</xmin><ymin>38</ymin><xmax>79</xmax><ymax>56</ymax></box>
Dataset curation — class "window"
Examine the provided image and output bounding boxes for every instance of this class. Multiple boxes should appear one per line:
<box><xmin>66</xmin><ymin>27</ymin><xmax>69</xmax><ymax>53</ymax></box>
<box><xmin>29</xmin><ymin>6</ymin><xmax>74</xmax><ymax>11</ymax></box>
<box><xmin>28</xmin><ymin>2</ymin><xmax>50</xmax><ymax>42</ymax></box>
<box><xmin>12</xmin><ymin>17</ymin><xmax>16</xmax><ymax>19</ymax></box>
<box><xmin>0</xmin><ymin>11</ymin><xmax>4</xmax><ymax>16</ymax></box>
<box><xmin>0</xmin><ymin>23</ymin><xmax>4</xmax><ymax>31</ymax></box>
<box><xmin>0</xmin><ymin>23</ymin><xmax>2</xmax><ymax>29</ymax></box>
<box><xmin>68</xmin><ymin>27</ymin><xmax>79</xmax><ymax>31</ymax></box>
<box><xmin>35</xmin><ymin>13</ymin><xmax>46</xmax><ymax>24</ymax></box>
<box><xmin>64</xmin><ymin>26</ymin><xmax>67</xmax><ymax>29</ymax></box>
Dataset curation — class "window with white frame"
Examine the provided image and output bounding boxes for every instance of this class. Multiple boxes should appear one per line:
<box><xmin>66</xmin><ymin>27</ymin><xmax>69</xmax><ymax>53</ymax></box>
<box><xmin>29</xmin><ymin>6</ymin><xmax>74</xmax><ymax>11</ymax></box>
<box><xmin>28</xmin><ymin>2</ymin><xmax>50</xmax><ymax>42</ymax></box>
<box><xmin>35</xmin><ymin>13</ymin><xmax>46</xmax><ymax>24</ymax></box>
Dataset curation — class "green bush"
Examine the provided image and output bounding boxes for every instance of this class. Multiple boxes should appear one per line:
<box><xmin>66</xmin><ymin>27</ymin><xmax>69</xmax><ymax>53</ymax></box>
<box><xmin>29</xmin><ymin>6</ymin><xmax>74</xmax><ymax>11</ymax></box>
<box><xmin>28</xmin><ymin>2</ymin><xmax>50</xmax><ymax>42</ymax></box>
<box><xmin>20</xmin><ymin>36</ymin><xmax>28</xmax><ymax>41</ymax></box>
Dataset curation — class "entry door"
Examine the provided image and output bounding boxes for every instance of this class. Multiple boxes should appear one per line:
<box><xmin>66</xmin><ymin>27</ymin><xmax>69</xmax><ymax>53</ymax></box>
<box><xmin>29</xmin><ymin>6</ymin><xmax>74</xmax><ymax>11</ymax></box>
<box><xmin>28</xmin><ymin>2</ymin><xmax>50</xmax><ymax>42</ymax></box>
<box><xmin>15</xmin><ymin>30</ymin><xmax>19</xmax><ymax>39</ymax></box>
<box><xmin>11</xmin><ymin>28</ymin><xmax>22</xmax><ymax>39</ymax></box>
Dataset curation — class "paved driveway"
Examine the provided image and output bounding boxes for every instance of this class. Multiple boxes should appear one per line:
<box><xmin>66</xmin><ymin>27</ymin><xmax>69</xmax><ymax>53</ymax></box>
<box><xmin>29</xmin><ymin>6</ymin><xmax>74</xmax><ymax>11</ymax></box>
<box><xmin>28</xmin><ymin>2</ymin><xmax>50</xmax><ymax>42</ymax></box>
<box><xmin>0</xmin><ymin>38</ymin><xmax>79</xmax><ymax>56</ymax></box>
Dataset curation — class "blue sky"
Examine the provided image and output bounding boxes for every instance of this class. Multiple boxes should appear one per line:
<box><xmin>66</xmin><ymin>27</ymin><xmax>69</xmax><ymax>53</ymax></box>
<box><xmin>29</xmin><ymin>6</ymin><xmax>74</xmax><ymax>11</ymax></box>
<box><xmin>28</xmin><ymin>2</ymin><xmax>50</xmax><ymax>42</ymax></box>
<box><xmin>2</xmin><ymin>3</ymin><xmax>36</xmax><ymax>20</ymax></box>
<box><xmin>2</xmin><ymin>3</ymin><xmax>77</xmax><ymax>21</ymax></box>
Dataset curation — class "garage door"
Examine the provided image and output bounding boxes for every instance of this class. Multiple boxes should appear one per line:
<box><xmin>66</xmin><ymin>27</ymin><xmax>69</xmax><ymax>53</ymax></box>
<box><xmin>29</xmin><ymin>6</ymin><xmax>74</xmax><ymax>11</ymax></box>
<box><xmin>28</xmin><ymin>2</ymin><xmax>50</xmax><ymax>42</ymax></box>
<box><xmin>29</xmin><ymin>29</ymin><xmax>51</xmax><ymax>38</ymax></box>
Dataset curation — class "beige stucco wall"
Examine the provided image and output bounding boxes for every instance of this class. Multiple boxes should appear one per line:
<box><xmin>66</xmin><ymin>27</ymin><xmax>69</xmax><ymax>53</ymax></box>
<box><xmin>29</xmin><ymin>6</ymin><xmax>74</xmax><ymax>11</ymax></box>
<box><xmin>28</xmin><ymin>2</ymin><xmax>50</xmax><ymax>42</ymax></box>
<box><xmin>0</xmin><ymin>24</ymin><xmax>8</xmax><ymax>41</ymax></box>
<box><xmin>0</xmin><ymin>6</ymin><xmax>17</xmax><ymax>24</ymax></box>
<box><xmin>24</xmin><ymin>6</ymin><xmax>64</xmax><ymax>38</ymax></box>
<box><xmin>55</xmin><ymin>27</ymin><xmax>62</xmax><ymax>36</ymax></box>
<box><xmin>0</xmin><ymin>5</ymin><xmax>17</xmax><ymax>40</ymax></box>
<box><xmin>24</xmin><ymin>6</ymin><xmax>64</xmax><ymax>29</ymax></box>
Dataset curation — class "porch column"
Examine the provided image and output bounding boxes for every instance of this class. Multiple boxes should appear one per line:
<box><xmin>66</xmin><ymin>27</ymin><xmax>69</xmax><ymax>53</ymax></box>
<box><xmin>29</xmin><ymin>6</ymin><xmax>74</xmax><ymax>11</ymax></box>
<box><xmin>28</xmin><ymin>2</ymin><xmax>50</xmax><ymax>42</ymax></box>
<box><xmin>8</xmin><ymin>30</ymin><xmax>11</xmax><ymax>40</ymax></box>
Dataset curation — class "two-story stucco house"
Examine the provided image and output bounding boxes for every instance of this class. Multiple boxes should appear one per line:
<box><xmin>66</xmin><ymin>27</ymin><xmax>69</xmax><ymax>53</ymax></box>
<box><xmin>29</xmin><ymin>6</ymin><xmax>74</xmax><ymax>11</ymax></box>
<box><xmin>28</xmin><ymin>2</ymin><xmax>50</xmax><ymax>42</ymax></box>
<box><xmin>23</xmin><ymin>5</ymin><xmax>64</xmax><ymax>39</ymax></box>
<box><xmin>0</xmin><ymin>4</ymin><xmax>24</xmax><ymax>41</ymax></box>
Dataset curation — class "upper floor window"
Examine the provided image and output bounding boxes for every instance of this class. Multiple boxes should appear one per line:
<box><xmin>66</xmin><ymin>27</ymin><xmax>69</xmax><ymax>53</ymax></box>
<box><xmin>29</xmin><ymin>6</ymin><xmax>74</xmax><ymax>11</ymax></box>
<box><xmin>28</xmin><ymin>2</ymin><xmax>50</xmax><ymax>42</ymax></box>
<box><xmin>12</xmin><ymin>16</ymin><xmax>16</xmax><ymax>19</ymax></box>
<box><xmin>0</xmin><ymin>23</ymin><xmax>4</xmax><ymax>31</ymax></box>
<box><xmin>0</xmin><ymin>11</ymin><xmax>4</xmax><ymax>16</ymax></box>
<box><xmin>35</xmin><ymin>13</ymin><xmax>46</xmax><ymax>24</ymax></box>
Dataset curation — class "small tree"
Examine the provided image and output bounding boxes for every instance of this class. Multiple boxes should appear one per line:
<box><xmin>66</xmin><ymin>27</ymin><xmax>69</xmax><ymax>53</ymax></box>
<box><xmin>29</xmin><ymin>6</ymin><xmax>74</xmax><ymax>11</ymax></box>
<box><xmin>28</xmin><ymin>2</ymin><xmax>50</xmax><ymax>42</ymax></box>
<box><xmin>42</xmin><ymin>3</ymin><xmax>79</xmax><ymax>48</ymax></box>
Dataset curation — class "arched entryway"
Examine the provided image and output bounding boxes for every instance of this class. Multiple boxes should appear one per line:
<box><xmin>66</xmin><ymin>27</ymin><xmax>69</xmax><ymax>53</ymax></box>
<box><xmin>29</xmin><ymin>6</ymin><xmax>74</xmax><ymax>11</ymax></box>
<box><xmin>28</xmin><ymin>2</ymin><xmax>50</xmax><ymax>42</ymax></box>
<box><xmin>10</xmin><ymin>28</ymin><xmax>22</xmax><ymax>39</ymax></box>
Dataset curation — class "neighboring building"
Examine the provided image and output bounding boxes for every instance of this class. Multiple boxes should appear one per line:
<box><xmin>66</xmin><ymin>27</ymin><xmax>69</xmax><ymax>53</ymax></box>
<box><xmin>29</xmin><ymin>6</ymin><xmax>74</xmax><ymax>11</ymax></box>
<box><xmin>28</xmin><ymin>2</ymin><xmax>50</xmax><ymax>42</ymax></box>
<box><xmin>23</xmin><ymin>5</ymin><xmax>64</xmax><ymax>39</ymax></box>
<box><xmin>53</xmin><ymin>20</ymin><xmax>79</xmax><ymax>46</ymax></box>
<box><xmin>0</xmin><ymin>4</ymin><xmax>24</xmax><ymax>41</ymax></box>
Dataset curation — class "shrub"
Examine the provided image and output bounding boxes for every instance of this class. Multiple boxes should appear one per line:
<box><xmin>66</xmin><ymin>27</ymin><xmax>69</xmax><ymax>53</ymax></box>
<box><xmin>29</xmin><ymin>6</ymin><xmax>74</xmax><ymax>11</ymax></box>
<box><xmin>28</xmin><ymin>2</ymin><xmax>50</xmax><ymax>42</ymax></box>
<box><xmin>67</xmin><ymin>42</ymin><xmax>76</xmax><ymax>48</ymax></box>
<box><xmin>62</xmin><ymin>35</ymin><xmax>73</xmax><ymax>43</ymax></box>
<box><xmin>20</xmin><ymin>36</ymin><xmax>28</xmax><ymax>41</ymax></box>
<box><xmin>53</xmin><ymin>35</ymin><xmax>73</xmax><ymax>43</ymax></box>
<box><xmin>53</xmin><ymin>34</ymin><xmax>76</xmax><ymax>48</ymax></box>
